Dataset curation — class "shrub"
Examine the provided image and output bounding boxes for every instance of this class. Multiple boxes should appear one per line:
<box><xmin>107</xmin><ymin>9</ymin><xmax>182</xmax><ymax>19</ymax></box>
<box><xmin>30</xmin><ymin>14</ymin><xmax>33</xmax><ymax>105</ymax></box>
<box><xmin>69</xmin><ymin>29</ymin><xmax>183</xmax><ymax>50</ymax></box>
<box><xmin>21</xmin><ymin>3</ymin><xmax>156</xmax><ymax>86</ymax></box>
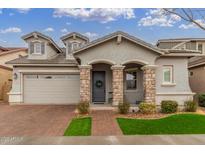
<box><xmin>118</xmin><ymin>102</ymin><xmax>130</xmax><ymax>114</ymax></box>
<box><xmin>198</xmin><ymin>94</ymin><xmax>205</xmax><ymax>107</ymax></box>
<box><xmin>138</xmin><ymin>102</ymin><xmax>156</xmax><ymax>114</ymax></box>
<box><xmin>184</xmin><ymin>100</ymin><xmax>197</xmax><ymax>112</ymax></box>
<box><xmin>161</xmin><ymin>100</ymin><xmax>178</xmax><ymax>113</ymax></box>
<box><xmin>77</xmin><ymin>101</ymin><xmax>90</xmax><ymax>114</ymax></box>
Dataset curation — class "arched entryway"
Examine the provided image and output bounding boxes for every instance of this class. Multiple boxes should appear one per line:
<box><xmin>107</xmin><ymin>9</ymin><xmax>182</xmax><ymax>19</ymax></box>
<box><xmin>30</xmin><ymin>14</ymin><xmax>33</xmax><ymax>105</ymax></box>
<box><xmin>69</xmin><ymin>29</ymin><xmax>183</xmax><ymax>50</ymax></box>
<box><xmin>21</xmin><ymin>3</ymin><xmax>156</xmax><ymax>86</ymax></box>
<box><xmin>78</xmin><ymin>59</ymin><xmax>156</xmax><ymax>106</ymax></box>
<box><xmin>123</xmin><ymin>63</ymin><xmax>144</xmax><ymax>104</ymax></box>
<box><xmin>91</xmin><ymin>63</ymin><xmax>113</xmax><ymax>104</ymax></box>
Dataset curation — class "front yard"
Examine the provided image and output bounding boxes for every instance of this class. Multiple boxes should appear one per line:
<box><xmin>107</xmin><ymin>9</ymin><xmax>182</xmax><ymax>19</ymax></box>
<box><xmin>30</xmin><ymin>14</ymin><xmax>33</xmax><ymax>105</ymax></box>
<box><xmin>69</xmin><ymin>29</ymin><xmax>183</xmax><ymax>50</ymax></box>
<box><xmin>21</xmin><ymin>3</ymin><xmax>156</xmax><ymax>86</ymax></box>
<box><xmin>64</xmin><ymin>117</ymin><xmax>92</xmax><ymax>136</ymax></box>
<box><xmin>117</xmin><ymin>114</ymin><xmax>205</xmax><ymax>135</ymax></box>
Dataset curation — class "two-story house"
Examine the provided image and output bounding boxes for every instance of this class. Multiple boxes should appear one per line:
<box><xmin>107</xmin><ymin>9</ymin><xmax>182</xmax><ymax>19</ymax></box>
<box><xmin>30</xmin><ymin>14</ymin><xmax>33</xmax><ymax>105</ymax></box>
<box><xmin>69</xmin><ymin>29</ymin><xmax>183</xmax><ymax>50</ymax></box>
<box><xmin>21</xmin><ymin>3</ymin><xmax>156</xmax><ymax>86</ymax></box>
<box><xmin>157</xmin><ymin>38</ymin><xmax>205</xmax><ymax>95</ymax></box>
<box><xmin>6</xmin><ymin>31</ymin><xmax>202</xmax><ymax>106</ymax></box>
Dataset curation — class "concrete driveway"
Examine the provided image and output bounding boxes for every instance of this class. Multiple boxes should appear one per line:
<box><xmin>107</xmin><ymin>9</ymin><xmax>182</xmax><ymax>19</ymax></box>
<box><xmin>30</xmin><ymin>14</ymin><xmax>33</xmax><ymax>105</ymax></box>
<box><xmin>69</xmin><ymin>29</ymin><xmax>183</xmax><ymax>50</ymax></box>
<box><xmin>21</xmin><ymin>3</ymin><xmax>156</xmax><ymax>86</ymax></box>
<box><xmin>0</xmin><ymin>104</ymin><xmax>75</xmax><ymax>136</ymax></box>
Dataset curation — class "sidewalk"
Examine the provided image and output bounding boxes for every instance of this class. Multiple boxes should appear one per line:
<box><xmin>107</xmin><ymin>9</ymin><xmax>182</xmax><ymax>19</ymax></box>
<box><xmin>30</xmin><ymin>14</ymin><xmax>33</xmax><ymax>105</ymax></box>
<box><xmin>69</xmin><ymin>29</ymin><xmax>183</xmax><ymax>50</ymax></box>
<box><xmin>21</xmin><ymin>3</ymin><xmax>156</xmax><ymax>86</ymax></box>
<box><xmin>1</xmin><ymin>135</ymin><xmax>205</xmax><ymax>145</ymax></box>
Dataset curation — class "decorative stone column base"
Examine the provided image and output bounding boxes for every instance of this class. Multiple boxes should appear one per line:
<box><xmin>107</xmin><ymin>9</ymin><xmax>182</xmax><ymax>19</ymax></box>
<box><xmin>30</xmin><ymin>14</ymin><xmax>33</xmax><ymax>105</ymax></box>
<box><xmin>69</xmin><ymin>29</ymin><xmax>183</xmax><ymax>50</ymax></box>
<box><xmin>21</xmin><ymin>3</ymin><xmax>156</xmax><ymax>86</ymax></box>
<box><xmin>142</xmin><ymin>65</ymin><xmax>156</xmax><ymax>103</ymax></box>
<box><xmin>111</xmin><ymin>65</ymin><xmax>125</xmax><ymax>106</ymax></box>
<box><xmin>79</xmin><ymin>65</ymin><xmax>92</xmax><ymax>102</ymax></box>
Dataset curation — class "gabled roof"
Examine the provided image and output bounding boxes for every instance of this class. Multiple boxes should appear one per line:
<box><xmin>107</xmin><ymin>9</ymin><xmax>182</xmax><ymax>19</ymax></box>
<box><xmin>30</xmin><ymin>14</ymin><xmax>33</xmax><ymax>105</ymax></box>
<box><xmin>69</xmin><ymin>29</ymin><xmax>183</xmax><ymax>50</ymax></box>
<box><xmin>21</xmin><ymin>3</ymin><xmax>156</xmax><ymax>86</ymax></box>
<box><xmin>156</xmin><ymin>38</ymin><xmax>205</xmax><ymax>46</ymax></box>
<box><xmin>61</xmin><ymin>32</ymin><xmax>89</xmax><ymax>43</ymax></box>
<box><xmin>6</xmin><ymin>53</ymin><xmax>78</xmax><ymax>66</ymax></box>
<box><xmin>73</xmin><ymin>31</ymin><xmax>166</xmax><ymax>55</ymax></box>
<box><xmin>0</xmin><ymin>65</ymin><xmax>13</xmax><ymax>71</ymax></box>
<box><xmin>188</xmin><ymin>56</ymin><xmax>205</xmax><ymax>68</ymax></box>
<box><xmin>22</xmin><ymin>31</ymin><xmax>62</xmax><ymax>53</ymax></box>
<box><xmin>0</xmin><ymin>47</ymin><xmax>27</xmax><ymax>57</ymax></box>
<box><xmin>0</xmin><ymin>46</ymin><xmax>9</xmax><ymax>51</ymax></box>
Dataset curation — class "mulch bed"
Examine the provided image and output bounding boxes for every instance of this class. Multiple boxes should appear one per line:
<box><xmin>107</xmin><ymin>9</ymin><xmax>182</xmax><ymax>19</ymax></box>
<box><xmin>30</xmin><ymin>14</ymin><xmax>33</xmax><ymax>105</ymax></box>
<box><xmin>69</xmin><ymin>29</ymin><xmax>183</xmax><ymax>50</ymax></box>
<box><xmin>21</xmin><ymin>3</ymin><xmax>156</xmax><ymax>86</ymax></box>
<box><xmin>115</xmin><ymin>108</ymin><xmax>205</xmax><ymax>119</ymax></box>
<box><xmin>115</xmin><ymin>112</ymin><xmax>170</xmax><ymax>119</ymax></box>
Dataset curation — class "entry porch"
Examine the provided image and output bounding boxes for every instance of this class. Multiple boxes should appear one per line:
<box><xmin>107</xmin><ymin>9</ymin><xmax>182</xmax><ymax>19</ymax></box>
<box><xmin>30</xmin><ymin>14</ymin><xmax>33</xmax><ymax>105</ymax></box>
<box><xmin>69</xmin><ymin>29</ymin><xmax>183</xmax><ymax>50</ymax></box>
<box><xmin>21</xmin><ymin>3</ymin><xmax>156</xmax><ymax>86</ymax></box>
<box><xmin>79</xmin><ymin>60</ymin><xmax>156</xmax><ymax>106</ymax></box>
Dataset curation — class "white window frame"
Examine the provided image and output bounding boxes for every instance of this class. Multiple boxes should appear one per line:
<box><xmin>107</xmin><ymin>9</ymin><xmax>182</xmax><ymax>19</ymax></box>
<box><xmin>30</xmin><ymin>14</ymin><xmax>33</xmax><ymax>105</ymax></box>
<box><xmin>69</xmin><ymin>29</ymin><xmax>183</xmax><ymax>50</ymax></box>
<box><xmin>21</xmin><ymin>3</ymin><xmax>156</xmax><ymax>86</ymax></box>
<box><xmin>125</xmin><ymin>70</ymin><xmax>138</xmax><ymax>90</ymax></box>
<box><xmin>33</xmin><ymin>42</ymin><xmax>42</xmax><ymax>55</ymax></box>
<box><xmin>162</xmin><ymin>65</ymin><xmax>173</xmax><ymax>84</ymax></box>
<box><xmin>71</xmin><ymin>42</ymin><xmax>79</xmax><ymax>50</ymax></box>
<box><xmin>197</xmin><ymin>42</ymin><xmax>204</xmax><ymax>53</ymax></box>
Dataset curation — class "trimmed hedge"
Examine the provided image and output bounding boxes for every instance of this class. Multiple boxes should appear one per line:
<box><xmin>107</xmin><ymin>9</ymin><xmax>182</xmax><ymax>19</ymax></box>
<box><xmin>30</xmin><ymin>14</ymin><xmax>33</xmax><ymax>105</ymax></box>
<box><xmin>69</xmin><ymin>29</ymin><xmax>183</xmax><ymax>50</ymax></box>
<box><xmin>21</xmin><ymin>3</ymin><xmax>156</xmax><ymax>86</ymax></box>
<box><xmin>118</xmin><ymin>102</ymin><xmax>130</xmax><ymax>114</ymax></box>
<box><xmin>184</xmin><ymin>100</ymin><xmax>197</xmax><ymax>112</ymax></box>
<box><xmin>77</xmin><ymin>101</ymin><xmax>90</xmax><ymax>114</ymax></box>
<box><xmin>138</xmin><ymin>102</ymin><xmax>156</xmax><ymax>114</ymax></box>
<box><xmin>161</xmin><ymin>100</ymin><xmax>178</xmax><ymax>113</ymax></box>
<box><xmin>198</xmin><ymin>94</ymin><xmax>205</xmax><ymax>107</ymax></box>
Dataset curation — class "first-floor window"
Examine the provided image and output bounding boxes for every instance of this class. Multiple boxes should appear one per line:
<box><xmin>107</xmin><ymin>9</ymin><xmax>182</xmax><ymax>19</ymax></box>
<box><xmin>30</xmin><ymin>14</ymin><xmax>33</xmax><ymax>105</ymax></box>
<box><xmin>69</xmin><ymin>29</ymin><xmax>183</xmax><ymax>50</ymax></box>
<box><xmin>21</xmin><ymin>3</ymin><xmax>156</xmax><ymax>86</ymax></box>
<box><xmin>163</xmin><ymin>66</ymin><xmax>173</xmax><ymax>84</ymax></box>
<box><xmin>126</xmin><ymin>71</ymin><xmax>137</xmax><ymax>90</ymax></box>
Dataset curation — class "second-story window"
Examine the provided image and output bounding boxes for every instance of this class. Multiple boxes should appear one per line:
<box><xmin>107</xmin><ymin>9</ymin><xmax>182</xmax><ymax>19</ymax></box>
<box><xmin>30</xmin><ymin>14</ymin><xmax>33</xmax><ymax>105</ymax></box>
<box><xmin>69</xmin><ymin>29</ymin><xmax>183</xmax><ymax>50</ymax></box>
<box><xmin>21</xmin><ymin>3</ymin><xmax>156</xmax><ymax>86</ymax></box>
<box><xmin>34</xmin><ymin>42</ymin><xmax>42</xmax><ymax>54</ymax></box>
<box><xmin>71</xmin><ymin>42</ymin><xmax>79</xmax><ymax>50</ymax></box>
<box><xmin>197</xmin><ymin>43</ymin><xmax>203</xmax><ymax>53</ymax></box>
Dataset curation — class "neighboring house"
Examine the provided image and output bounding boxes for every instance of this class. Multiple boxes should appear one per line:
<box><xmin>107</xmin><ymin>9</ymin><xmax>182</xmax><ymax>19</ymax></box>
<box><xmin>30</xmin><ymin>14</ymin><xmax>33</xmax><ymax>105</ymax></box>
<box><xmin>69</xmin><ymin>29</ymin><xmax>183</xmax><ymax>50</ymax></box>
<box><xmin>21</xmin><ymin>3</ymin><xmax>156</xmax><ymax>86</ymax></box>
<box><xmin>0</xmin><ymin>46</ymin><xmax>27</xmax><ymax>102</ymax></box>
<box><xmin>157</xmin><ymin>38</ymin><xmax>205</xmax><ymax>95</ymax></box>
<box><xmin>188</xmin><ymin>56</ymin><xmax>205</xmax><ymax>94</ymax></box>
<box><xmin>6</xmin><ymin>31</ymin><xmax>202</xmax><ymax>106</ymax></box>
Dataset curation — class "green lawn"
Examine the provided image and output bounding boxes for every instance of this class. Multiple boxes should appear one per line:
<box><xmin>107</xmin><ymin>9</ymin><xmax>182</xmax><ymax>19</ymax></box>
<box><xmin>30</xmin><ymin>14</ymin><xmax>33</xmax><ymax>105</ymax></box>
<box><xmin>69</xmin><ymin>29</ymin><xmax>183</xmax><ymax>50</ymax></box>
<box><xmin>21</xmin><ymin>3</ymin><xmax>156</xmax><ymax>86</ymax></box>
<box><xmin>64</xmin><ymin>117</ymin><xmax>92</xmax><ymax>136</ymax></box>
<box><xmin>117</xmin><ymin>114</ymin><xmax>205</xmax><ymax>135</ymax></box>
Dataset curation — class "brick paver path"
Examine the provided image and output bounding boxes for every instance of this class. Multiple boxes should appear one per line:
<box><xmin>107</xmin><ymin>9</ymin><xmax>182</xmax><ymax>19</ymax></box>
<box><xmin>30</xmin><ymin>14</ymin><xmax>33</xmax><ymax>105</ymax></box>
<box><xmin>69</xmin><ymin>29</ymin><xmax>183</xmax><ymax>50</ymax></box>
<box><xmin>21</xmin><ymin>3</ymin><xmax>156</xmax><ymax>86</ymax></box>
<box><xmin>0</xmin><ymin>104</ymin><xmax>75</xmax><ymax>136</ymax></box>
<box><xmin>91</xmin><ymin>110</ymin><xmax>122</xmax><ymax>136</ymax></box>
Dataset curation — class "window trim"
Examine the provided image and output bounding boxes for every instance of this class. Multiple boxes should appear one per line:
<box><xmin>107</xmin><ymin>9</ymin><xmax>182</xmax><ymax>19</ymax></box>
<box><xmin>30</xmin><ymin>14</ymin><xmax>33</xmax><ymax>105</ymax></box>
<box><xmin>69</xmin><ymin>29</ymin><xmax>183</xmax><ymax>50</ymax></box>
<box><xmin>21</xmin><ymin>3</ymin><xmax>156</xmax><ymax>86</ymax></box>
<box><xmin>197</xmin><ymin>42</ymin><xmax>204</xmax><ymax>53</ymax></box>
<box><xmin>162</xmin><ymin>65</ymin><xmax>173</xmax><ymax>84</ymax></box>
<box><xmin>125</xmin><ymin>70</ymin><xmax>138</xmax><ymax>90</ymax></box>
<box><xmin>71</xmin><ymin>42</ymin><xmax>79</xmax><ymax>50</ymax></box>
<box><xmin>34</xmin><ymin>42</ymin><xmax>42</xmax><ymax>55</ymax></box>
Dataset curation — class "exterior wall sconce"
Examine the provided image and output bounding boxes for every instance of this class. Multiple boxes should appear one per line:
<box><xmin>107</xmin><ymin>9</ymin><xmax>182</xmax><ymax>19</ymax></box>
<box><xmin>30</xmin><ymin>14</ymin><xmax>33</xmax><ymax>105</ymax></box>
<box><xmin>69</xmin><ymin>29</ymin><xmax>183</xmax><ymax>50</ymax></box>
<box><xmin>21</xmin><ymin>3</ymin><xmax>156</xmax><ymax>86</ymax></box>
<box><xmin>13</xmin><ymin>73</ymin><xmax>18</xmax><ymax>80</ymax></box>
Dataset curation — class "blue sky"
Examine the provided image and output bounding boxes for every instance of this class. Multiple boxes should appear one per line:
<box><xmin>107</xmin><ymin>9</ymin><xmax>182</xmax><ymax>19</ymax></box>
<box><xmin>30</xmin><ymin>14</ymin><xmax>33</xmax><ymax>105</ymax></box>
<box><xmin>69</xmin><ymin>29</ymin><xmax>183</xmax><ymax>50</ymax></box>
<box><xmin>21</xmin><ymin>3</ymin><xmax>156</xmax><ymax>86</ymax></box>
<box><xmin>0</xmin><ymin>8</ymin><xmax>205</xmax><ymax>47</ymax></box>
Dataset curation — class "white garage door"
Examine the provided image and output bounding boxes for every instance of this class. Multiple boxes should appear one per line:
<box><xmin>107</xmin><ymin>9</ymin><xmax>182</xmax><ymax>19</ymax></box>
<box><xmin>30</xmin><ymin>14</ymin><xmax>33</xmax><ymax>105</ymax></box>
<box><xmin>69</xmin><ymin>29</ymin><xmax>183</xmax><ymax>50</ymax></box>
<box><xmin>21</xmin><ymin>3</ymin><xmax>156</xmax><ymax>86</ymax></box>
<box><xmin>23</xmin><ymin>74</ymin><xmax>80</xmax><ymax>104</ymax></box>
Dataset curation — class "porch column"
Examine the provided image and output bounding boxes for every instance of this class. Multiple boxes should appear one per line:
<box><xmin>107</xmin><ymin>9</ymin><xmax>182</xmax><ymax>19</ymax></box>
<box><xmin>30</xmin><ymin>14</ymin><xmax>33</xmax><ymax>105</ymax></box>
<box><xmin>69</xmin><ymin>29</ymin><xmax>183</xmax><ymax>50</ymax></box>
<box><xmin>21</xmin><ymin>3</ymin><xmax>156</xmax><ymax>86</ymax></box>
<box><xmin>79</xmin><ymin>65</ymin><xmax>92</xmax><ymax>102</ymax></box>
<box><xmin>111</xmin><ymin>65</ymin><xmax>125</xmax><ymax>106</ymax></box>
<box><xmin>142</xmin><ymin>65</ymin><xmax>156</xmax><ymax>103</ymax></box>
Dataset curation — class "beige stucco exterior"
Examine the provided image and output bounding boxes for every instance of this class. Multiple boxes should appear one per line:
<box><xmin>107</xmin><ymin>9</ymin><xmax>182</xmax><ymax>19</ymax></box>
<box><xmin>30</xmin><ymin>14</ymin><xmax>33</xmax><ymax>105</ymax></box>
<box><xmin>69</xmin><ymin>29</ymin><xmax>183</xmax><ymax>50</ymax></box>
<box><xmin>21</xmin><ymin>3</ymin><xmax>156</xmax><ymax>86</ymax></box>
<box><xmin>189</xmin><ymin>65</ymin><xmax>205</xmax><ymax>93</ymax></box>
<box><xmin>155</xmin><ymin>57</ymin><xmax>194</xmax><ymax>105</ymax></box>
<box><xmin>8</xmin><ymin>31</ymin><xmax>196</xmax><ymax>106</ymax></box>
<box><xmin>9</xmin><ymin>66</ymin><xmax>79</xmax><ymax>104</ymax></box>
<box><xmin>0</xmin><ymin>50</ymin><xmax>27</xmax><ymax>102</ymax></box>
<box><xmin>25</xmin><ymin>37</ymin><xmax>58</xmax><ymax>60</ymax></box>
<box><xmin>74</xmin><ymin>36</ymin><xmax>194</xmax><ymax>105</ymax></box>
<box><xmin>0</xmin><ymin>50</ymin><xmax>27</xmax><ymax>68</ymax></box>
<box><xmin>75</xmin><ymin>38</ymin><xmax>158</xmax><ymax>66</ymax></box>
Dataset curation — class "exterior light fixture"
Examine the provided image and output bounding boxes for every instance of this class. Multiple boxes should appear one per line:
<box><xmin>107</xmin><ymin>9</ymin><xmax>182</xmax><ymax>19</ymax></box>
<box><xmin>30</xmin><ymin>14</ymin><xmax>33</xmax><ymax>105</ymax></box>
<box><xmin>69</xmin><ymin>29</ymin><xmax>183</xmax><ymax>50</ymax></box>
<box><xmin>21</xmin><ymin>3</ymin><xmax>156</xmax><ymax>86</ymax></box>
<box><xmin>13</xmin><ymin>73</ymin><xmax>18</xmax><ymax>80</ymax></box>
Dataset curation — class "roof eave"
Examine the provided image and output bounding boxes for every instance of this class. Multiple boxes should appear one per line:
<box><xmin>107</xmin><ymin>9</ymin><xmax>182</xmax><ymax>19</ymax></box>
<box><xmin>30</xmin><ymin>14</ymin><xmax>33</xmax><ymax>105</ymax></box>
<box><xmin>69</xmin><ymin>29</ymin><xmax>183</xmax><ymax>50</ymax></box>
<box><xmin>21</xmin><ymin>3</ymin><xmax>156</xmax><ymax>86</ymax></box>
<box><xmin>22</xmin><ymin>32</ymin><xmax>62</xmax><ymax>53</ymax></box>
<box><xmin>7</xmin><ymin>63</ymin><xmax>78</xmax><ymax>66</ymax></box>
<box><xmin>60</xmin><ymin>32</ymin><xmax>89</xmax><ymax>42</ymax></box>
<box><xmin>161</xmin><ymin>53</ymin><xmax>202</xmax><ymax>57</ymax></box>
<box><xmin>73</xmin><ymin>32</ymin><xmax>165</xmax><ymax>55</ymax></box>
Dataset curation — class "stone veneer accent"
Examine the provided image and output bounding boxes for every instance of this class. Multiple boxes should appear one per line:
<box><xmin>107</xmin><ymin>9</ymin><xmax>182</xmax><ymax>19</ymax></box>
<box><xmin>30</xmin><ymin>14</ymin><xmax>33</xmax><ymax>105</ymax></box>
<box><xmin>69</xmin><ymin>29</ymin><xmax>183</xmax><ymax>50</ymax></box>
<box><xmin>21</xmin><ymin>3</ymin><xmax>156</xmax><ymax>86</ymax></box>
<box><xmin>111</xmin><ymin>65</ymin><xmax>125</xmax><ymax>106</ymax></box>
<box><xmin>79</xmin><ymin>65</ymin><xmax>92</xmax><ymax>102</ymax></box>
<box><xmin>142</xmin><ymin>65</ymin><xmax>156</xmax><ymax>103</ymax></box>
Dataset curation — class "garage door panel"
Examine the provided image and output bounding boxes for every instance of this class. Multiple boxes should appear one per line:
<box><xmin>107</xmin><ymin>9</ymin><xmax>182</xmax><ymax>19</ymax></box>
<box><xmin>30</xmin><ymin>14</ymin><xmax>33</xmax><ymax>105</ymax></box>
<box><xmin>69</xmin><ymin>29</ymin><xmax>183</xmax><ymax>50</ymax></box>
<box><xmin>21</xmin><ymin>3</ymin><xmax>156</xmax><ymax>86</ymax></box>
<box><xmin>24</xmin><ymin>74</ymin><xmax>80</xmax><ymax>104</ymax></box>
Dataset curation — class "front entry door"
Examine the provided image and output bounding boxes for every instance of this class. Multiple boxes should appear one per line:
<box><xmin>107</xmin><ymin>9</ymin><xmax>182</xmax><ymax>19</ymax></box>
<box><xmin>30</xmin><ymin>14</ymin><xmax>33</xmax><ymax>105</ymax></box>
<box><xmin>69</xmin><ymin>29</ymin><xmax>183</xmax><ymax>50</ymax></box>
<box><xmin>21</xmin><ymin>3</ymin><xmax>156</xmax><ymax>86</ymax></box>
<box><xmin>92</xmin><ymin>71</ymin><xmax>106</xmax><ymax>103</ymax></box>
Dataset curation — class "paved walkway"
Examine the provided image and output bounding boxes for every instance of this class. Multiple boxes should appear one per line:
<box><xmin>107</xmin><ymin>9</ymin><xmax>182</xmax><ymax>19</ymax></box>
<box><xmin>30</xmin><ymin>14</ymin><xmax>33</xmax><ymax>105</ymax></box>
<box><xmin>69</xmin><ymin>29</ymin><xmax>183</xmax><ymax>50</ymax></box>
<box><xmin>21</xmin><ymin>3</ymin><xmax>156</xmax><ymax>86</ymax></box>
<box><xmin>0</xmin><ymin>104</ymin><xmax>75</xmax><ymax>136</ymax></box>
<box><xmin>1</xmin><ymin>135</ymin><xmax>205</xmax><ymax>145</ymax></box>
<box><xmin>91</xmin><ymin>110</ymin><xmax>122</xmax><ymax>136</ymax></box>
